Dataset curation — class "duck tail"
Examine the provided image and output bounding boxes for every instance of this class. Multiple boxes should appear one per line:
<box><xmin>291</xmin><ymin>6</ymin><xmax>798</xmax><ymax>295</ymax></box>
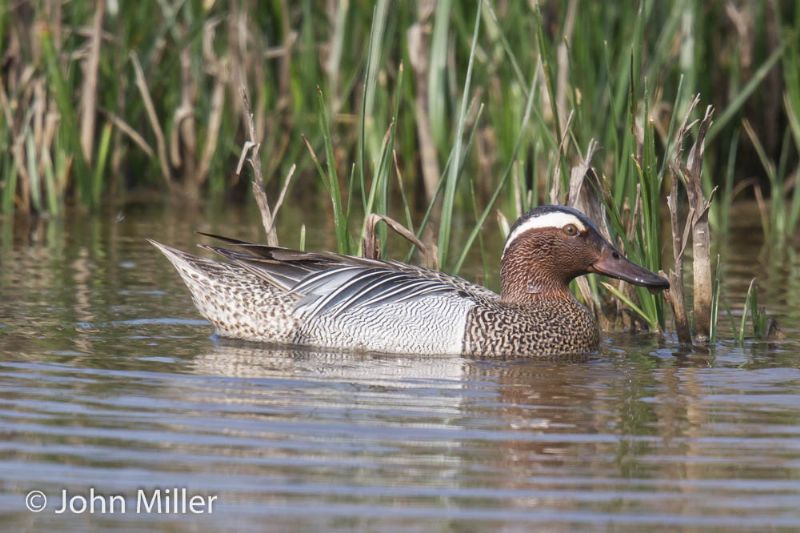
<box><xmin>148</xmin><ymin>239</ymin><xmax>295</xmax><ymax>343</ymax></box>
<box><xmin>147</xmin><ymin>239</ymin><xmax>243</xmax><ymax>307</ymax></box>
<box><xmin>148</xmin><ymin>240</ymin><xmax>227</xmax><ymax>279</ymax></box>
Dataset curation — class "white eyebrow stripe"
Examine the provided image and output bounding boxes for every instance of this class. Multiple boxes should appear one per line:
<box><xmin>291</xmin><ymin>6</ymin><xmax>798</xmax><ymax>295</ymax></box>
<box><xmin>502</xmin><ymin>212</ymin><xmax>586</xmax><ymax>254</ymax></box>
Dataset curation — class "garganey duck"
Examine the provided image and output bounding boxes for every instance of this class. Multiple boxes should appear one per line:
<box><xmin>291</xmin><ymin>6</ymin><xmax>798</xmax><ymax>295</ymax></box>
<box><xmin>150</xmin><ymin>205</ymin><xmax>668</xmax><ymax>356</ymax></box>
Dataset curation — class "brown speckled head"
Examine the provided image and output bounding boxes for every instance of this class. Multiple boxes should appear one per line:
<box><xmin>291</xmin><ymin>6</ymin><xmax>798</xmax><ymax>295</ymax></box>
<box><xmin>500</xmin><ymin>205</ymin><xmax>669</xmax><ymax>304</ymax></box>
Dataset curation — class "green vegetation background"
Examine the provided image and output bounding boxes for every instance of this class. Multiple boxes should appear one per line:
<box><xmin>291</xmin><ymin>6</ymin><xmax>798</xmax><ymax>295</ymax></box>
<box><xmin>2</xmin><ymin>0</ymin><xmax>798</xmax><ymax>339</ymax></box>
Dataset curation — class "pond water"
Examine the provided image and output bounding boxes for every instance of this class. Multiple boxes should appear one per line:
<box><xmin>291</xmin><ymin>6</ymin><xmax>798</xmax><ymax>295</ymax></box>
<box><xmin>1</xmin><ymin>203</ymin><xmax>799</xmax><ymax>530</ymax></box>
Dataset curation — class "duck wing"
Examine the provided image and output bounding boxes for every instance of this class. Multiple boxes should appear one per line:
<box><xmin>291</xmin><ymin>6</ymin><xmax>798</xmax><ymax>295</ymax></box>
<box><xmin>198</xmin><ymin>233</ymin><xmax>497</xmax><ymax>320</ymax></box>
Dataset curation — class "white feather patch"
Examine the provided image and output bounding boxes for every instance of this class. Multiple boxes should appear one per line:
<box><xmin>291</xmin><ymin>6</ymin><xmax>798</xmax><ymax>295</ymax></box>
<box><xmin>503</xmin><ymin>212</ymin><xmax>586</xmax><ymax>254</ymax></box>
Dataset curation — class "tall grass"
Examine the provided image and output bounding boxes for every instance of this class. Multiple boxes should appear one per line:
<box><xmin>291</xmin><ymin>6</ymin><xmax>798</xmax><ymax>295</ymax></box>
<box><xmin>0</xmin><ymin>2</ymin><xmax>794</xmax><ymax>215</ymax></box>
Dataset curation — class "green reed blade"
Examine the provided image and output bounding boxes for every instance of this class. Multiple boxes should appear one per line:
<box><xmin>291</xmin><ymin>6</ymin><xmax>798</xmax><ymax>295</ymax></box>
<box><xmin>42</xmin><ymin>148</ymin><xmax>59</xmax><ymax>216</ymax></box>
<box><xmin>429</xmin><ymin>0</ymin><xmax>451</xmax><ymax>149</ymax></box>
<box><xmin>709</xmin><ymin>254</ymin><xmax>721</xmax><ymax>342</ymax></box>
<box><xmin>438</xmin><ymin>0</ymin><xmax>482</xmax><ymax>268</ymax></box>
<box><xmin>718</xmin><ymin>129</ymin><xmax>740</xmax><ymax>235</ymax></box>
<box><xmin>24</xmin><ymin>131</ymin><xmax>41</xmax><ymax>212</ymax></box>
<box><xmin>784</xmin><ymin>95</ymin><xmax>800</xmax><ymax>234</ymax></box>
<box><xmin>601</xmin><ymin>282</ymin><xmax>658</xmax><ymax>331</ymax></box>
<box><xmin>707</xmin><ymin>43</ymin><xmax>786</xmax><ymax>144</ymax></box>
<box><xmin>315</xmin><ymin>88</ymin><xmax>349</xmax><ymax>253</ymax></box>
<box><xmin>358</xmin><ymin>0</ymin><xmax>389</xmax><ymax>217</ymax></box>
<box><xmin>92</xmin><ymin>123</ymin><xmax>113</xmax><ymax>206</ymax></box>
<box><xmin>40</xmin><ymin>27</ymin><xmax>90</xmax><ymax>207</ymax></box>
<box><xmin>737</xmin><ymin>278</ymin><xmax>757</xmax><ymax>344</ymax></box>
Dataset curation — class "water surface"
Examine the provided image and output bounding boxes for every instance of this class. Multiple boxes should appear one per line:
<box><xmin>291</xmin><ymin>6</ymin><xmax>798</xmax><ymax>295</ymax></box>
<box><xmin>1</xmin><ymin>205</ymin><xmax>799</xmax><ymax>530</ymax></box>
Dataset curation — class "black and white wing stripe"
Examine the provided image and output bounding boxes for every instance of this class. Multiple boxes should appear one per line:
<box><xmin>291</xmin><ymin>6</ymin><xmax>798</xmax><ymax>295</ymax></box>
<box><xmin>199</xmin><ymin>234</ymin><xmax>496</xmax><ymax>320</ymax></box>
<box><xmin>292</xmin><ymin>267</ymin><xmax>460</xmax><ymax>319</ymax></box>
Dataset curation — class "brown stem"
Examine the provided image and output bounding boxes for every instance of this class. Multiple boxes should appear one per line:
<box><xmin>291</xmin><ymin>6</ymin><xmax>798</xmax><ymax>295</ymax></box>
<box><xmin>79</xmin><ymin>0</ymin><xmax>104</xmax><ymax>163</ymax></box>
<box><xmin>131</xmin><ymin>52</ymin><xmax>173</xmax><ymax>189</ymax></box>
<box><xmin>685</xmin><ymin>106</ymin><xmax>715</xmax><ymax>340</ymax></box>
<box><xmin>238</xmin><ymin>86</ymin><xmax>279</xmax><ymax>247</ymax></box>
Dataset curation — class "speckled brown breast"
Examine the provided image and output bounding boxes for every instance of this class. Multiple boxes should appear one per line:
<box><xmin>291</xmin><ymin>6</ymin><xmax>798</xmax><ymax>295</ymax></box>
<box><xmin>462</xmin><ymin>298</ymin><xmax>599</xmax><ymax>356</ymax></box>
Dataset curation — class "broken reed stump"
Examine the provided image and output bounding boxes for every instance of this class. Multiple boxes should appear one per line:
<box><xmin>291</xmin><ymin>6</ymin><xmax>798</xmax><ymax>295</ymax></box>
<box><xmin>666</xmin><ymin>96</ymin><xmax>717</xmax><ymax>345</ymax></box>
<box><xmin>685</xmin><ymin>106</ymin><xmax>716</xmax><ymax>340</ymax></box>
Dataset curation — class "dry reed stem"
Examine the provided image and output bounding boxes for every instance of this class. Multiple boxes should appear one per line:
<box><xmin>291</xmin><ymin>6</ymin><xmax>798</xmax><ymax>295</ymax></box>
<box><xmin>12</xmin><ymin>133</ymin><xmax>30</xmax><ymax>213</ymax></box>
<box><xmin>686</xmin><ymin>107</ymin><xmax>716</xmax><ymax>340</ymax></box>
<box><xmin>276</xmin><ymin>0</ymin><xmax>292</xmax><ymax>110</ymax></box>
<box><xmin>169</xmin><ymin>107</ymin><xmax>190</xmax><ymax>168</ymax></box>
<box><xmin>362</xmin><ymin>213</ymin><xmax>436</xmax><ymax>269</ymax></box>
<box><xmin>0</xmin><ymin>84</ymin><xmax>14</xmax><ymax>130</ymax></box>
<box><xmin>238</xmin><ymin>86</ymin><xmax>279</xmax><ymax>247</ymax></box>
<box><xmin>130</xmin><ymin>52</ymin><xmax>173</xmax><ymax>189</ymax></box>
<box><xmin>196</xmin><ymin>19</ymin><xmax>226</xmax><ymax>186</ymax></box>
<box><xmin>0</xmin><ymin>84</ymin><xmax>23</xmax><ymax>212</ymax></box>
<box><xmin>195</xmin><ymin>76</ymin><xmax>225</xmax><ymax>185</ymax></box>
<box><xmin>555</xmin><ymin>0</ymin><xmax>578</xmax><ymax>135</ymax></box>
<box><xmin>752</xmin><ymin>182</ymin><xmax>769</xmax><ymax>233</ymax></box>
<box><xmin>475</xmin><ymin>125</ymin><xmax>498</xmax><ymax>199</ymax></box>
<box><xmin>666</xmin><ymin>95</ymin><xmax>716</xmax><ymax>343</ymax></box>
<box><xmin>250</xmin><ymin>182</ymin><xmax>277</xmax><ymax>245</ymax></box>
<box><xmin>664</xmin><ymin>177</ymin><xmax>693</xmax><ymax>345</ymax></box>
<box><xmin>324</xmin><ymin>0</ymin><xmax>348</xmax><ymax>113</ymax></box>
<box><xmin>267</xmin><ymin>164</ymin><xmax>296</xmax><ymax>235</ymax></box>
<box><xmin>566</xmin><ymin>140</ymin><xmax>605</xmax><ymax>321</ymax></box>
<box><xmin>548</xmin><ymin>110</ymin><xmax>574</xmax><ymax>204</ymax></box>
<box><xmin>104</xmin><ymin>111</ymin><xmax>155</xmax><ymax>159</ymax></box>
<box><xmin>567</xmin><ymin>141</ymin><xmax>607</xmax><ymax>234</ymax></box>
<box><xmin>79</xmin><ymin>0</ymin><xmax>103</xmax><ymax>163</ymax></box>
<box><xmin>392</xmin><ymin>149</ymin><xmax>418</xmax><ymax>236</ymax></box>
<box><xmin>32</xmin><ymin>80</ymin><xmax>44</xmax><ymax>171</ymax></box>
<box><xmin>665</xmin><ymin>96</ymin><xmax>699</xmax><ymax>345</ymax></box>
<box><xmin>496</xmin><ymin>209</ymin><xmax>510</xmax><ymax>238</ymax></box>
<box><xmin>168</xmin><ymin>21</ymin><xmax>198</xmax><ymax>196</ymax></box>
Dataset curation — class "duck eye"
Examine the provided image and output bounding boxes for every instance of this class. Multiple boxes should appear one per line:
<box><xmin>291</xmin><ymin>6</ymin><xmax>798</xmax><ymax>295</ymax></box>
<box><xmin>563</xmin><ymin>224</ymin><xmax>578</xmax><ymax>236</ymax></box>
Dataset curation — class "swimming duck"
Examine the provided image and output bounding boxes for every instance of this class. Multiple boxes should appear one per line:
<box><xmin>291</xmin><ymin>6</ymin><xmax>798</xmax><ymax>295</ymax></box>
<box><xmin>150</xmin><ymin>205</ymin><xmax>668</xmax><ymax>356</ymax></box>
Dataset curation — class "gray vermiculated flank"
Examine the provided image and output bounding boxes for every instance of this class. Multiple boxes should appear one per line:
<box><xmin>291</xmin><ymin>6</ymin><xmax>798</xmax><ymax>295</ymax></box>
<box><xmin>151</xmin><ymin>241</ymin><xmax>476</xmax><ymax>354</ymax></box>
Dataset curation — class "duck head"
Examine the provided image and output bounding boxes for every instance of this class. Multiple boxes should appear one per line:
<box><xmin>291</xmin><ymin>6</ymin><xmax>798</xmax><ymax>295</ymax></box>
<box><xmin>500</xmin><ymin>205</ymin><xmax>669</xmax><ymax>303</ymax></box>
